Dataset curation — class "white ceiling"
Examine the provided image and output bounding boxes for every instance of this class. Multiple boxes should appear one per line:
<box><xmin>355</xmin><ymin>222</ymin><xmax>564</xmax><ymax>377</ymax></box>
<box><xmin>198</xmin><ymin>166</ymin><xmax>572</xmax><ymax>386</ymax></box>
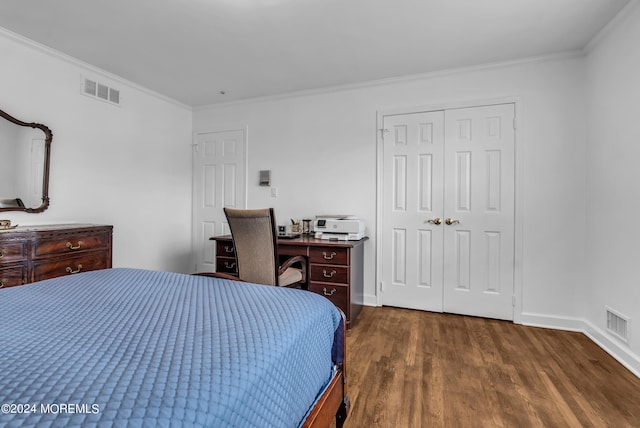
<box><xmin>0</xmin><ymin>0</ymin><xmax>632</xmax><ymax>107</ymax></box>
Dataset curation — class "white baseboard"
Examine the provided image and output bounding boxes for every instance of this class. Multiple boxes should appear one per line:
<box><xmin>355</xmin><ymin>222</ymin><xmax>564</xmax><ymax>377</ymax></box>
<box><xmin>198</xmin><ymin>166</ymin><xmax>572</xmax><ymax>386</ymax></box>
<box><xmin>518</xmin><ymin>312</ymin><xmax>586</xmax><ymax>332</ymax></box>
<box><xmin>520</xmin><ymin>312</ymin><xmax>640</xmax><ymax>378</ymax></box>
<box><xmin>363</xmin><ymin>294</ymin><xmax>378</xmax><ymax>307</ymax></box>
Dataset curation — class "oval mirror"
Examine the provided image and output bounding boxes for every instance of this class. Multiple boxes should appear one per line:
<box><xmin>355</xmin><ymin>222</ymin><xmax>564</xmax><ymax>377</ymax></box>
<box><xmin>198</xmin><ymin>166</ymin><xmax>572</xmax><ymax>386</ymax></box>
<box><xmin>0</xmin><ymin>108</ymin><xmax>52</xmax><ymax>213</ymax></box>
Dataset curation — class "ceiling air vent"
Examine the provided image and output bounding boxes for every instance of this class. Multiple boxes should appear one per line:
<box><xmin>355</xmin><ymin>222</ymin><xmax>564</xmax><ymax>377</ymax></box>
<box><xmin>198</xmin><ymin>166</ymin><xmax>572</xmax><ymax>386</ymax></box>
<box><xmin>81</xmin><ymin>76</ymin><xmax>121</xmax><ymax>106</ymax></box>
<box><xmin>606</xmin><ymin>307</ymin><xmax>629</xmax><ymax>343</ymax></box>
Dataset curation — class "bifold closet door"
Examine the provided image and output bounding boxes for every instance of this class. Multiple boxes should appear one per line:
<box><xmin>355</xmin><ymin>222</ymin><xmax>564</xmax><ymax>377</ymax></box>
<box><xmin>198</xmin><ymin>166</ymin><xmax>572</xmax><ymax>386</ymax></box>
<box><xmin>381</xmin><ymin>104</ymin><xmax>515</xmax><ymax>320</ymax></box>
<box><xmin>442</xmin><ymin>104</ymin><xmax>515</xmax><ymax>320</ymax></box>
<box><xmin>381</xmin><ymin>110</ymin><xmax>446</xmax><ymax>312</ymax></box>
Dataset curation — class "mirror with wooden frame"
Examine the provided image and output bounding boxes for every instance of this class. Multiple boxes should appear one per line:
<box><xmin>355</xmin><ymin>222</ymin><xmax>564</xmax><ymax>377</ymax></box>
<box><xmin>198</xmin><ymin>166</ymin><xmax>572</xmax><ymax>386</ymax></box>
<box><xmin>0</xmin><ymin>108</ymin><xmax>52</xmax><ymax>213</ymax></box>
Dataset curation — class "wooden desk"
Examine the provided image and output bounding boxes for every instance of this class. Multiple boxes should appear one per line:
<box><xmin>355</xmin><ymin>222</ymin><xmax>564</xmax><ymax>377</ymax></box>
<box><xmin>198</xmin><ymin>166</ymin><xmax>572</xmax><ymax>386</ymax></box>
<box><xmin>212</xmin><ymin>235</ymin><xmax>367</xmax><ymax>327</ymax></box>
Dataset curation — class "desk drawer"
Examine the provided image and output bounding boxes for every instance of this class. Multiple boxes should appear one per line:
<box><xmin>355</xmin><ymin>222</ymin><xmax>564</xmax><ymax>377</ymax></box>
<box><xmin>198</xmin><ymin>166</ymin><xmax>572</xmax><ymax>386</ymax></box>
<box><xmin>309</xmin><ymin>247</ymin><xmax>349</xmax><ymax>265</ymax></box>
<box><xmin>216</xmin><ymin>241</ymin><xmax>235</xmax><ymax>257</ymax></box>
<box><xmin>216</xmin><ymin>257</ymin><xmax>238</xmax><ymax>274</ymax></box>
<box><xmin>34</xmin><ymin>233</ymin><xmax>110</xmax><ymax>257</ymax></box>
<box><xmin>0</xmin><ymin>265</ymin><xmax>27</xmax><ymax>289</ymax></box>
<box><xmin>310</xmin><ymin>264</ymin><xmax>348</xmax><ymax>284</ymax></box>
<box><xmin>33</xmin><ymin>252</ymin><xmax>110</xmax><ymax>282</ymax></box>
<box><xmin>0</xmin><ymin>241</ymin><xmax>28</xmax><ymax>264</ymax></box>
<box><xmin>279</xmin><ymin>244</ymin><xmax>308</xmax><ymax>257</ymax></box>
<box><xmin>308</xmin><ymin>283</ymin><xmax>348</xmax><ymax>315</ymax></box>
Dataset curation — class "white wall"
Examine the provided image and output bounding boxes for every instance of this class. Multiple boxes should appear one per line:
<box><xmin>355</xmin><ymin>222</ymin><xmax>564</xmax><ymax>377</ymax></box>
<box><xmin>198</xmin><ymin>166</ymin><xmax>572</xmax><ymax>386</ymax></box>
<box><xmin>193</xmin><ymin>55</ymin><xmax>588</xmax><ymax>323</ymax></box>
<box><xmin>0</xmin><ymin>30</ymin><xmax>194</xmax><ymax>273</ymax></box>
<box><xmin>585</xmin><ymin>1</ymin><xmax>640</xmax><ymax>372</ymax></box>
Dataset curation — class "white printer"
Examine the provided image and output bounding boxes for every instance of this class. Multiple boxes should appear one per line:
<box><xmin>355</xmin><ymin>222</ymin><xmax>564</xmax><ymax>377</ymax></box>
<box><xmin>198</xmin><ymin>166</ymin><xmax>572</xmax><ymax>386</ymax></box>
<box><xmin>313</xmin><ymin>215</ymin><xmax>365</xmax><ymax>240</ymax></box>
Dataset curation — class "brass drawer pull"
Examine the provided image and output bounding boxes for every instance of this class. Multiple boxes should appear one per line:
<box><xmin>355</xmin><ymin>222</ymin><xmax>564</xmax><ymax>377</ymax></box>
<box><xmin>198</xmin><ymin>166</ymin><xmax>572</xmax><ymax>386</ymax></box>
<box><xmin>323</xmin><ymin>269</ymin><xmax>337</xmax><ymax>278</ymax></box>
<box><xmin>224</xmin><ymin>261</ymin><xmax>236</xmax><ymax>269</ymax></box>
<box><xmin>66</xmin><ymin>241</ymin><xmax>83</xmax><ymax>250</ymax></box>
<box><xmin>0</xmin><ymin>248</ymin><xmax>6</xmax><ymax>258</ymax></box>
<box><xmin>0</xmin><ymin>278</ymin><xmax>7</xmax><ymax>288</ymax></box>
<box><xmin>224</xmin><ymin>246</ymin><xmax>234</xmax><ymax>253</ymax></box>
<box><xmin>322</xmin><ymin>287</ymin><xmax>337</xmax><ymax>296</ymax></box>
<box><xmin>322</xmin><ymin>251</ymin><xmax>337</xmax><ymax>260</ymax></box>
<box><xmin>66</xmin><ymin>264</ymin><xmax>83</xmax><ymax>274</ymax></box>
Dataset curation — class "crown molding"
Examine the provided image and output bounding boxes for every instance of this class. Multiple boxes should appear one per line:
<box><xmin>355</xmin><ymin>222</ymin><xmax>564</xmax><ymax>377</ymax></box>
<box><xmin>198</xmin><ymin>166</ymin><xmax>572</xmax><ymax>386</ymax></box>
<box><xmin>0</xmin><ymin>26</ymin><xmax>191</xmax><ymax>112</ymax></box>
<box><xmin>194</xmin><ymin>50</ymin><xmax>584</xmax><ymax>111</ymax></box>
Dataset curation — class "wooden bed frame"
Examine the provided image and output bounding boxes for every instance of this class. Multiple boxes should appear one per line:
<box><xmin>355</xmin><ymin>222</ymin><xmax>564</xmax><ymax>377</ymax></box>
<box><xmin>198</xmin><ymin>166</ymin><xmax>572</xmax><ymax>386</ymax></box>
<box><xmin>302</xmin><ymin>309</ymin><xmax>349</xmax><ymax>428</ymax></box>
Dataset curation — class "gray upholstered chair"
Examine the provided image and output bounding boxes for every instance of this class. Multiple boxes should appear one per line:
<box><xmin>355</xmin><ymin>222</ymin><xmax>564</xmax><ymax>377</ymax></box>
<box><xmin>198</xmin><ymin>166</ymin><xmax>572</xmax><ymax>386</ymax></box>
<box><xmin>202</xmin><ymin>208</ymin><xmax>306</xmax><ymax>288</ymax></box>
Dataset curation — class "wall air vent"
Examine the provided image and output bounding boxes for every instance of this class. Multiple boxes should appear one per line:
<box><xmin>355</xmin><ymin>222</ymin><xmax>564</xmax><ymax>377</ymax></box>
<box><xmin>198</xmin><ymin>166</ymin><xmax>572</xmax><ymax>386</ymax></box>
<box><xmin>606</xmin><ymin>307</ymin><xmax>629</xmax><ymax>343</ymax></box>
<box><xmin>81</xmin><ymin>76</ymin><xmax>121</xmax><ymax>106</ymax></box>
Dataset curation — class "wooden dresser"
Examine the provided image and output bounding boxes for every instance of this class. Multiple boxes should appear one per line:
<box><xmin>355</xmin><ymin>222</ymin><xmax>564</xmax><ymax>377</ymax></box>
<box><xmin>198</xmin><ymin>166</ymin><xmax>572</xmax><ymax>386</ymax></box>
<box><xmin>0</xmin><ymin>224</ymin><xmax>113</xmax><ymax>289</ymax></box>
<box><xmin>213</xmin><ymin>235</ymin><xmax>367</xmax><ymax>327</ymax></box>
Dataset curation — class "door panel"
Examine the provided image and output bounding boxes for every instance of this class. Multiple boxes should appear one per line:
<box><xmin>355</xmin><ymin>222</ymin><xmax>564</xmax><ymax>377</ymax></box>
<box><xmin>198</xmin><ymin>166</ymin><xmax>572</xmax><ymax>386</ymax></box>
<box><xmin>443</xmin><ymin>104</ymin><xmax>515</xmax><ymax>320</ymax></box>
<box><xmin>192</xmin><ymin>129</ymin><xmax>245</xmax><ymax>273</ymax></box>
<box><xmin>382</xmin><ymin>111</ymin><xmax>445</xmax><ymax>311</ymax></box>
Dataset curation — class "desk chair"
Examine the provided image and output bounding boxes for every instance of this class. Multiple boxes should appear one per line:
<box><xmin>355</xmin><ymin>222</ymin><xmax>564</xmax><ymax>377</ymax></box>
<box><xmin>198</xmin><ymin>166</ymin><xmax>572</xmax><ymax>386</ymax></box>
<box><xmin>200</xmin><ymin>208</ymin><xmax>306</xmax><ymax>288</ymax></box>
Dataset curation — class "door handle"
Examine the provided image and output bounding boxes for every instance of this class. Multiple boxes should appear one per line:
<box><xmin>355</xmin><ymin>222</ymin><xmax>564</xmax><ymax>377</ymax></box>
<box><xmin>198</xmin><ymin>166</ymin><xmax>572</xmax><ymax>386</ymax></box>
<box><xmin>426</xmin><ymin>218</ymin><xmax>442</xmax><ymax>225</ymax></box>
<box><xmin>445</xmin><ymin>218</ymin><xmax>460</xmax><ymax>225</ymax></box>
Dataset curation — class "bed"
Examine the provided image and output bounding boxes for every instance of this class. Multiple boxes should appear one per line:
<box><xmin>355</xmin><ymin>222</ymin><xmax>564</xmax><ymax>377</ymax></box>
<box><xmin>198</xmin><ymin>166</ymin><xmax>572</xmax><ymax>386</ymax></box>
<box><xmin>0</xmin><ymin>268</ymin><xmax>348</xmax><ymax>427</ymax></box>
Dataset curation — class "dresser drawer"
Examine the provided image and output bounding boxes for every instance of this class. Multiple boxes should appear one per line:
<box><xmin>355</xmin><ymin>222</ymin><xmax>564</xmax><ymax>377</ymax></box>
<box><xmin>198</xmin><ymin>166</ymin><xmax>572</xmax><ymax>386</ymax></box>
<box><xmin>0</xmin><ymin>224</ymin><xmax>113</xmax><ymax>289</ymax></box>
<box><xmin>308</xmin><ymin>283</ymin><xmax>348</xmax><ymax>315</ymax></box>
<box><xmin>309</xmin><ymin>264</ymin><xmax>349</xmax><ymax>284</ymax></box>
<box><xmin>309</xmin><ymin>247</ymin><xmax>349</xmax><ymax>265</ymax></box>
<box><xmin>0</xmin><ymin>241</ymin><xmax>28</xmax><ymax>264</ymax></box>
<box><xmin>0</xmin><ymin>265</ymin><xmax>27</xmax><ymax>289</ymax></box>
<box><xmin>33</xmin><ymin>252</ymin><xmax>110</xmax><ymax>282</ymax></box>
<box><xmin>34</xmin><ymin>233</ymin><xmax>110</xmax><ymax>258</ymax></box>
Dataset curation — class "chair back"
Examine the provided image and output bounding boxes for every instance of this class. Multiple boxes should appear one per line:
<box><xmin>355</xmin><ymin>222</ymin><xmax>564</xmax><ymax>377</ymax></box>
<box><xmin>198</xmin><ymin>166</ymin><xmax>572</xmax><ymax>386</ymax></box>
<box><xmin>223</xmin><ymin>208</ymin><xmax>279</xmax><ymax>286</ymax></box>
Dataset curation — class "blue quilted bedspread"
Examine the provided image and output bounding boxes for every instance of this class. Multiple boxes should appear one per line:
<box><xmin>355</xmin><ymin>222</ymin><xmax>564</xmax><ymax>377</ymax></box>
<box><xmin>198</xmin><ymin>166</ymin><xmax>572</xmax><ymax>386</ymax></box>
<box><xmin>0</xmin><ymin>268</ymin><xmax>342</xmax><ymax>427</ymax></box>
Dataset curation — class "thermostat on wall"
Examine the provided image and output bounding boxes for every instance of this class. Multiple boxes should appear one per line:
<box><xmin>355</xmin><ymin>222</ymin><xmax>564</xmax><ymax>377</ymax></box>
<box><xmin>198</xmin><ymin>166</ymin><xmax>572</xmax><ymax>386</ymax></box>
<box><xmin>259</xmin><ymin>170</ymin><xmax>271</xmax><ymax>186</ymax></box>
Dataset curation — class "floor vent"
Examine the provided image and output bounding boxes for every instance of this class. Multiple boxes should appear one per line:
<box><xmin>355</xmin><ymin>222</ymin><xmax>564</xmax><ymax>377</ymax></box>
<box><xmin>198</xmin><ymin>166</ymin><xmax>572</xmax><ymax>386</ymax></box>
<box><xmin>606</xmin><ymin>307</ymin><xmax>629</xmax><ymax>343</ymax></box>
<box><xmin>81</xmin><ymin>76</ymin><xmax>121</xmax><ymax>106</ymax></box>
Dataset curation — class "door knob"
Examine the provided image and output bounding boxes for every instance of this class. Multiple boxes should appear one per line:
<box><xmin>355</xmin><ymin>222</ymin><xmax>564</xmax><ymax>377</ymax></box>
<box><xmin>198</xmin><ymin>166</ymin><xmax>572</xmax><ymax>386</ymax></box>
<box><xmin>427</xmin><ymin>218</ymin><xmax>442</xmax><ymax>225</ymax></box>
<box><xmin>445</xmin><ymin>218</ymin><xmax>460</xmax><ymax>225</ymax></box>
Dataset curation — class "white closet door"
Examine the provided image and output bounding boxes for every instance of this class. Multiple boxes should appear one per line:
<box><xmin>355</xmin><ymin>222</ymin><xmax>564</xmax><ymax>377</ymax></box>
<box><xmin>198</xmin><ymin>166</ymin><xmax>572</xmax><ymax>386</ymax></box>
<box><xmin>381</xmin><ymin>103</ymin><xmax>515</xmax><ymax>320</ymax></box>
<box><xmin>442</xmin><ymin>104</ymin><xmax>515</xmax><ymax>320</ymax></box>
<box><xmin>381</xmin><ymin>111</ymin><xmax>445</xmax><ymax>311</ymax></box>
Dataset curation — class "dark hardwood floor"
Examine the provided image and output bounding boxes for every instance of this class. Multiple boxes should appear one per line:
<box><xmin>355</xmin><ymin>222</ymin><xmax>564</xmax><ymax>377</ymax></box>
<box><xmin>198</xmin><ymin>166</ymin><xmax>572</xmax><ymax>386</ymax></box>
<box><xmin>343</xmin><ymin>306</ymin><xmax>640</xmax><ymax>427</ymax></box>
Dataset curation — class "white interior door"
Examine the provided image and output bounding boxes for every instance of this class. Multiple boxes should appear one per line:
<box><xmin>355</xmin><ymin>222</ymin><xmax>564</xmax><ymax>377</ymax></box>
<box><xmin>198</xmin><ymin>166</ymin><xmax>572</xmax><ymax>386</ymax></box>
<box><xmin>442</xmin><ymin>104</ymin><xmax>515</xmax><ymax>320</ymax></box>
<box><xmin>381</xmin><ymin>111</ymin><xmax>445</xmax><ymax>312</ymax></box>
<box><xmin>381</xmin><ymin>103</ymin><xmax>515</xmax><ymax>320</ymax></box>
<box><xmin>192</xmin><ymin>129</ymin><xmax>246</xmax><ymax>273</ymax></box>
